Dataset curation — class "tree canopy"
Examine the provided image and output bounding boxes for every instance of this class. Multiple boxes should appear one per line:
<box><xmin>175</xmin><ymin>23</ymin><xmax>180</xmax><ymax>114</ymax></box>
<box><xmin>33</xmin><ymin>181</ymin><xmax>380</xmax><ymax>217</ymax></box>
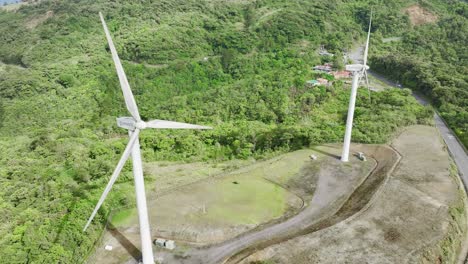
<box><xmin>0</xmin><ymin>0</ymin><xmax>460</xmax><ymax>262</ymax></box>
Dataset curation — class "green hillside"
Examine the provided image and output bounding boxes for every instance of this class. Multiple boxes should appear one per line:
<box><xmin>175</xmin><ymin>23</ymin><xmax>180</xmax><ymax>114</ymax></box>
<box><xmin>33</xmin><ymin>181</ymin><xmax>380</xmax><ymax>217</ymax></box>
<box><xmin>0</xmin><ymin>0</ymin><xmax>464</xmax><ymax>262</ymax></box>
<box><xmin>370</xmin><ymin>1</ymin><xmax>468</xmax><ymax>146</ymax></box>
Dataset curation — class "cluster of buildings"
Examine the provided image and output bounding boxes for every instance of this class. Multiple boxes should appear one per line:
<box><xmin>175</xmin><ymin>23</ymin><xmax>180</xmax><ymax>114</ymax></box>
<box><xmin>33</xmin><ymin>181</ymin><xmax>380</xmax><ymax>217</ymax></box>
<box><xmin>305</xmin><ymin>46</ymin><xmax>353</xmax><ymax>88</ymax></box>
<box><xmin>306</xmin><ymin>78</ymin><xmax>330</xmax><ymax>87</ymax></box>
<box><xmin>307</xmin><ymin>63</ymin><xmax>352</xmax><ymax>87</ymax></box>
<box><xmin>312</xmin><ymin>63</ymin><xmax>333</xmax><ymax>73</ymax></box>
<box><xmin>312</xmin><ymin>63</ymin><xmax>351</xmax><ymax>79</ymax></box>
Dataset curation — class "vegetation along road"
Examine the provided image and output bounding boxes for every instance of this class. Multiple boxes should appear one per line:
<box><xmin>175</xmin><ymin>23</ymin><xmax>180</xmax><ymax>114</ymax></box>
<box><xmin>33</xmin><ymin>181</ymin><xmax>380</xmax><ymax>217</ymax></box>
<box><xmin>350</xmin><ymin>44</ymin><xmax>468</xmax><ymax>191</ymax></box>
<box><xmin>190</xmin><ymin>42</ymin><xmax>468</xmax><ymax>264</ymax></box>
<box><xmin>369</xmin><ymin>65</ymin><xmax>468</xmax><ymax>264</ymax></box>
<box><xmin>375</xmin><ymin>62</ymin><xmax>468</xmax><ymax>193</ymax></box>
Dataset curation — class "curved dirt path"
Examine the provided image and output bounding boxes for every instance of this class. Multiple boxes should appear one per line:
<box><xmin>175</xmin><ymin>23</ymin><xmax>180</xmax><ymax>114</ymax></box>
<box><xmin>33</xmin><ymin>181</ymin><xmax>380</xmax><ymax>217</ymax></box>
<box><xmin>152</xmin><ymin>145</ymin><xmax>399</xmax><ymax>264</ymax></box>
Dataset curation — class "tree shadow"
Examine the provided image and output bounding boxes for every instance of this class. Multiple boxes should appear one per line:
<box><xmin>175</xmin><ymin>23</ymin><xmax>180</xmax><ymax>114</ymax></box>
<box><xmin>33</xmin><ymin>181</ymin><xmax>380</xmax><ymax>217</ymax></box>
<box><xmin>53</xmin><ymin>199</ymin><xmax>77</xmax><ymax>244</ymax></box>
<box><xmin>310</xmin><ymin>145</ymin><xmax>341</xmax><ymax>160</ymax></box>
<box><xmin>107</xmin><ymin>222</ymin><xmax>142</xmax><ymax>261</ymax></box>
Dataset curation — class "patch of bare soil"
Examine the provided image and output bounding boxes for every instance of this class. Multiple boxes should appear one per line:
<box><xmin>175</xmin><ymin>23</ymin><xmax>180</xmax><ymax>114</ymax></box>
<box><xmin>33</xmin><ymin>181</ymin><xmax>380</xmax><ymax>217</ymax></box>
<box><xmin>404</xmin><ymin>4</ymin><xmax>438</xmax><ymax>26</ymax></box>
<box><xmin>229</xmin><ymin>144</ymin><xmax>396</xmax><ymax>264</ymax></box>
<box><xmin>25</xmin><ymin>10</ymin><xmax>53</xmax><ymax>29</ymax></box>
<box><xmin>88</xmin><ymin>146</ymin><xmax>377</xmax><ymax>264</ymax></box>
<box><xmin>241</xmin><ymin>125</ymin><xmax>466</xmax><ymax>264</ymax></box>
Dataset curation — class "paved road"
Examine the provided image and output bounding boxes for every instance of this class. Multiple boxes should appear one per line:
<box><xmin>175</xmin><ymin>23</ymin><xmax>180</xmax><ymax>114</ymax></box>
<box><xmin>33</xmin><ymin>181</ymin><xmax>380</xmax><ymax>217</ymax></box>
<box><xmin>434</xmin><ymin>114</ymin><xmax>468</xmax><ymax>186</ymax></box>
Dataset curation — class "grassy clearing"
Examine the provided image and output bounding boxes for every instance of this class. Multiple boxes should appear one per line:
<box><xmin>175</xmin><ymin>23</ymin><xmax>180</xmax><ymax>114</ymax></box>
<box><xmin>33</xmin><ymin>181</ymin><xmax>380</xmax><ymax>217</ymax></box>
<box><xmin>109</xmin><ymin>150</ymin><xmax>314</xmax><ymax>243</ymax></box>
<box><xmin>205</xmin><ymin>174</ymin><xmax>288</xmax><ymax>225</ymax></box>
<box><xmin>111</xmin><ymin>208</ymin><xmax>136</xmax><ymax>227</ymax></box>
<box><xmin>145</xmin><ymin>150</ymin><xmax>320</xmax><ymax>228</ymax></box>
<box><xmin>149</xmin><ymin>164</ymin><xmax>303</xmax><ymax>233</ymax></box>
<box><xmin>110</xmin><ymin>146</ymin><xmax>369</xmax><ymax>233</ymax></box>
<box><xmin>228</xmin><ymin>149</ymin><xmax>314</xmax><ymax>186</ymax></box>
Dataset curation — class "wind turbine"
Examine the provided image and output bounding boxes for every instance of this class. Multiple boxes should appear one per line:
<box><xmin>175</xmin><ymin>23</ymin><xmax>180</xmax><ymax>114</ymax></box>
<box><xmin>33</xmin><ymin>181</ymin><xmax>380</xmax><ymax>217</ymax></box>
<box><xmin>83</xmin><ymin>12</ymin><xmax>212</xmax><ymax>264</ymax></box>
<box><xmin>362</xmin><ymin>10</ymin><xmax>373</xmax><ymax>99</ymax></box>
<box><xmin>341</xmin><ymin>12</ymin><xmax>372</xmax><ymax>162</ymax></box>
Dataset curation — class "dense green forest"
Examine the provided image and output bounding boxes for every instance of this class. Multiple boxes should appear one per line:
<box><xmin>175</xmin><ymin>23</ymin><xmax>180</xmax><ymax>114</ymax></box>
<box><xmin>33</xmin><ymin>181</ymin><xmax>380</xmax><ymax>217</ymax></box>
<box><xmin>0</xmin><ymin>0</ymin><xmax>462</xmax><ymax>262</ymax></box>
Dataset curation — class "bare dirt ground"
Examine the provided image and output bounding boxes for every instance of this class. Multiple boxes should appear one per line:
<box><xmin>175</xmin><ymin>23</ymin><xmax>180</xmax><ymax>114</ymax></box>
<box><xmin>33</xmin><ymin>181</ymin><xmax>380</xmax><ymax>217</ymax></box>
<box><xmin>404</xmin><ymin>4</ymin><xmax>438</xmax><ymax>26</ymax></box>
<box><xmin>87</xmin><ymin>160</ymin><xmax>252</xmax><ymax>264</ymax></box>
<box><xmin>25</xmin><ymin>10</ymin><xmax>54</xmax><ymax>29</ymax></box>
<box><xmin>144</xmin><ymin>174</ymin><xmax>303</xmax><ymax>244</ymax></box>
<box><xmin>241</xmin><ymin>125</ymin><xmax>466</xmax><ymax>264</ymax></box>
<box><xmin>154</xmin><ymin>145</ymin><xmax>382</xmax><ymax>264</ymax></box>
<box><xmin>88</xmin><ymin>146</ymin><xmax>377</xmax><ymax>264</ymax></box>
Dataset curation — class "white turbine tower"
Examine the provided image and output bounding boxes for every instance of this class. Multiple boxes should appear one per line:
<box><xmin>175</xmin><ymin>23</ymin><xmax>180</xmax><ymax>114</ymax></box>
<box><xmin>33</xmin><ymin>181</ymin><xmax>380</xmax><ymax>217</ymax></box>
<box><xmin>341</xmin><ymin>12</ymin><xmax>372</xmax><ymax>162</ymax></box>
<box><xmin>83</xmin><ymin>12</ymin><xmax>212</xmax><ymax>264</ymax></box>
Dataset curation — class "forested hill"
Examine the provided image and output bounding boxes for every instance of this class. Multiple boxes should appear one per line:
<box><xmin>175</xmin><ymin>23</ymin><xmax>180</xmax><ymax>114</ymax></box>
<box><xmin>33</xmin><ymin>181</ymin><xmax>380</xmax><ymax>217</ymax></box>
<box><xmin>0</xmin><ymin>0</ymin><xmax>462</xmax><ymax>262</ymax></box>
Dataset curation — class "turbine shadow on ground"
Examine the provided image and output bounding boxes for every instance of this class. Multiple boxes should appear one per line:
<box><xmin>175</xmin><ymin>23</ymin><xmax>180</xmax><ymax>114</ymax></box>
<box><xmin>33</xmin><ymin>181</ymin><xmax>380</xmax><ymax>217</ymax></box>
<box><xmin>310</xmin><ymin>145</ymin><xmax>341</xmax><ymax>160</ymax></box>
<box><xmin>53</xmin><ymin>199</ymin><xmax>77</xmax><ymax>244</ymax></box>
<box><xmin>107</xmin><ymin>222</ymin><xmax>142</xmax><ymax>261</ymax></box>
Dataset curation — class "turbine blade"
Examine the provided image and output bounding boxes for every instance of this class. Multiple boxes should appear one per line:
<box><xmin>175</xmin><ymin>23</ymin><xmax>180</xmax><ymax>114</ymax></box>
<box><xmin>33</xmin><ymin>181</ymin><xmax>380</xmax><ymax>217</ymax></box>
<box><xmin>363</xmin><ymin>11</ymin><xmax>372</xmax><ymax>67</ymax></box>
<box><xmin>83</xmin><ymin>129</ymin><xmax>140</xmax><ymax>232</ymax></box>
<box><xmin>146</xmin><ymin>119</ymin><xmax>212</xmax><ymax>130</ymax></box>
<box><xmin>99</xmin><ymin>12</ymin><xmax>141</xmax><ymax>121</ymax></box>
<box><xmin>364</xmin><ymin>70</ymin><xmax>371</xmax><ymax>102</ymax></box>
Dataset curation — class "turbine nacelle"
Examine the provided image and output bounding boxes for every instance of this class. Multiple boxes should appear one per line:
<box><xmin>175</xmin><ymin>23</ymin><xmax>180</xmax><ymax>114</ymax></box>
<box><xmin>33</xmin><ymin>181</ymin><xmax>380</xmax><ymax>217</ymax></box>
<box><xmin>346</xmin><ymin>64</ymin><xmax>369</xmax><ymax>74</ymax></box>
<box><xmin>117</xmin><ymin>117</ymin><xmax>139</xmax><ymax>130</ymax></box>
<box><xmin>116</xmin><ymin>117</ymin><xmax>147</xmax><ymax>130</ymax></box>
<box><xmin>117</xmin><ymin>117</ymin><xmax>212</xmax><ymax>131</ymax></box>
<box><xmin>136</xmin><ymin>120</ymin><xmax>147</xmax><ymax>130</ymax></box>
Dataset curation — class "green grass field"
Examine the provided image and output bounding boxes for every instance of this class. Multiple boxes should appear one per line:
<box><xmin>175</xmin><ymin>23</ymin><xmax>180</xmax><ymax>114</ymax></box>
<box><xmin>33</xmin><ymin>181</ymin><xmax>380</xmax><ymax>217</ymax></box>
<box><xmin>108</xmin><ymin>150</ymin><xmax>317</xmax><ymax>243</ymax></box>
<box><xmin>202</xmin><ymin>174</ymin><xmax>289</xmax><ymax>225</ymax></box>
<box><xmin>111</xmin><ymin>174</ymin><xmax>291</xmax><ymax>227</ymax></box>
<box><xmin>111</xmin><ymin>208</ymin><xmax>136</xmax><ymax>227</ymax></box>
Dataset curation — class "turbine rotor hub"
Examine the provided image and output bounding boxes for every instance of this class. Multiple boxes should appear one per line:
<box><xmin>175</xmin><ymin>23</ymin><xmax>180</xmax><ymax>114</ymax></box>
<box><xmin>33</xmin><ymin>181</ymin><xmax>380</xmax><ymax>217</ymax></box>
<box><xmin>346</xmin><ymin>64</ymin><xmax>369</xmax><ymax>72</ymax></box>
<box><xmin>135</xmin><ymin>121</ymin><xmax>147</xmax><ymax>130</ymax></box>
<box><xmin>116</xmin><ymin>117</ymin><xmax>146</xmax><ymax>130</ymax></box>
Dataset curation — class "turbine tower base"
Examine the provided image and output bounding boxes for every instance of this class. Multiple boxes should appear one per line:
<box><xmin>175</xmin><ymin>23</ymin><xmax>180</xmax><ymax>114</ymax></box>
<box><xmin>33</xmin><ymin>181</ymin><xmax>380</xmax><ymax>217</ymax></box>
<box><xmin>130</xmin><ymin>131</ymin><xmax>155</xmax><ymax>264</ymax></box>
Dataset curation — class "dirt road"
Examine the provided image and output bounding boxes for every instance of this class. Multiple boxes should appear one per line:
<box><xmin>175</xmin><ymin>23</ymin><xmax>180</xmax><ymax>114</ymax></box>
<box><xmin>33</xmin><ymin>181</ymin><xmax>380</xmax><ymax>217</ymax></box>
<box><xmin>148</xmin><ymin>145</ymin><xmax>398</xmax><ymax>264</ymax></box>
<box><xmin>241</xmin><ymin>125</ymin><xmax>465</xmax><ymax>264</ymax></box>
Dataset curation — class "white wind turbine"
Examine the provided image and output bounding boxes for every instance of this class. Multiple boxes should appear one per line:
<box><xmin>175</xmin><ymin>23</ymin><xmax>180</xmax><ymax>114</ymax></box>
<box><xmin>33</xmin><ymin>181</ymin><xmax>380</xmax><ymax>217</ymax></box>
<box><xmin>341</xmin><ymin>12</ymin><xmax>372</xmax><ymax>162</ymax></box>
<box><xmin>83</xmin><ymin>12</ymin><xmax>212</xmax><ymax>264</ymax></box>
